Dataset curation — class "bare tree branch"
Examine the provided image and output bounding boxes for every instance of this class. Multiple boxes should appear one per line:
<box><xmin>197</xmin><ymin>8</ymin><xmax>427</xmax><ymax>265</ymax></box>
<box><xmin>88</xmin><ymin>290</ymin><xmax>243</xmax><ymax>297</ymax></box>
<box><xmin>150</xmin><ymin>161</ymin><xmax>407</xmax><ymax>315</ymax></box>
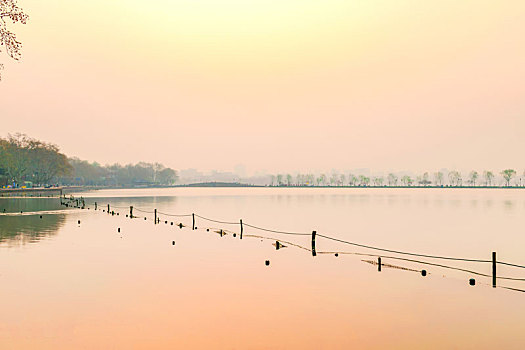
<box><xmin>0</xmin><ymin>0</ymin><xmax>28</xmax><ymax>80</ymax></box>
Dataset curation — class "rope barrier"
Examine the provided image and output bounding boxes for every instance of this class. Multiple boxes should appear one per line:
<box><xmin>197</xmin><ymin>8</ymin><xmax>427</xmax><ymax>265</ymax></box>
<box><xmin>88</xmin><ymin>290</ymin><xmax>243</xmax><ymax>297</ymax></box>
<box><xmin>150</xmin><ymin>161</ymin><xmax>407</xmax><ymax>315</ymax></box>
<box><xmin>32</xmin><ymin>198</ymin><xmax>525</xmax><ymax>293</ymax></box>
<box><xmin>109</xmin><ymin>204</ymin><xmax>129</xmax><ymax>209</ymax></box>
<box><xmin>243</xmin><ymin>234</ymin><xmax>311</xmax><ymax>251</ymax></box>
<box><xmin>242</xmin><ymin>223</ymin><xmax>310</xmax><ymax>236</ymax></box>
<box><xmin>134</xmin><ymin>207</ymin><xmax>154</xmax><ymax>214</ymax></box>
<box><xmin>316</xmin><ymin>234</ymin><xmax>491</xmax><ymax>263</ymax></box>
<box><xmin>316</xmin><ymin>250</ymin><xmax>525</xmax><ymax>281</ymax></box>
<box><xmin>194</xmin><ymin>214</ymin><xmax>239</xmax><ymax>225</ymax></box>
<box><xmin>500</xmin><ymin>286</ymin><xmax>525</xmax><ymax>293</ymax></box>
<box><xmin>497</xmin><ymin>261</ymin><xmax>525</xmax><ymax>269</ymax></box>
<box><xmin>158</xmin><ymin>211</ymin><xmax>192</xmax><ymax>217</ymax></box>
<box><xmin>58</xmin><ymin>199</ymin><xmax>525</xmax><ymax>271</ymax></box>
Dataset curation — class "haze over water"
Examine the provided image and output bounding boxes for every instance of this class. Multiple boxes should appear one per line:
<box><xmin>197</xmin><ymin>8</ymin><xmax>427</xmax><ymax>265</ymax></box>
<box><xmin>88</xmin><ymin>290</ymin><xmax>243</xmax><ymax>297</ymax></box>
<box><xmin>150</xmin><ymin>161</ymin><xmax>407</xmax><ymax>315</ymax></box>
<box><xmin>2</xmin><ymin>1</ymin><xmax>525</xmax><ymax>173</ymax></box>
<box><xmin>1</xmin><ymin>188</ymin><xmax>525</xmax><ymax>349</ymax></box>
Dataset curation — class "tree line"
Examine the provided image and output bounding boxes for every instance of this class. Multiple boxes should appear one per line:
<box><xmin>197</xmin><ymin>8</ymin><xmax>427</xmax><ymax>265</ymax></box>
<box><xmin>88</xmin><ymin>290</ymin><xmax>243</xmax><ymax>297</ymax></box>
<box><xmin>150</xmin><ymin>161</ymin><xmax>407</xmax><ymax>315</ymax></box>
<box><xmin>0</xmin><ymin>134</ymin><xmax>178</xmax><ymax>188</ymax></box>
<box><xmin>0</xmin><ymin>133</ymin><xmax>72</xmax><ymax>187</ymax></box>
<box><xmin>270</xmin><ymin>170</ymin><xmax>525</xmax><ymax>187</ymax></box>
<box><xmin>65</xmin><ymin>158</ymin><xmax>178</xmax><ymax>187</ymax></box>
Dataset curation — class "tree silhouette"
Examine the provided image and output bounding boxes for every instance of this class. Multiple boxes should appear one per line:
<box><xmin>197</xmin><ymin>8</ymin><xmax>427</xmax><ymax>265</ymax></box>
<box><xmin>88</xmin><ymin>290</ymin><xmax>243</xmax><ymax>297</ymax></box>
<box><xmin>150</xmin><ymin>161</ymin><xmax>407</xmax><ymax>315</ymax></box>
<box><xmin>0</xmin><ymin>0</ymin><xmax>28</xmax><ymax>79</ymax></box>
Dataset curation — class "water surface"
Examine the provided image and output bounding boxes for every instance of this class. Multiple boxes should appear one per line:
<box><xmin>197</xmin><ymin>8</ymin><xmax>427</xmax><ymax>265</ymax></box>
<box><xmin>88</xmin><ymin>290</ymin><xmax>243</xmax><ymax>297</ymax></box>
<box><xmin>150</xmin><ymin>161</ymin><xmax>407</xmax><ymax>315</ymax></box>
<box><xmin>1</xmin><ymin>188</ymin><xmax>524</xmax><ymax>349</ymax></box>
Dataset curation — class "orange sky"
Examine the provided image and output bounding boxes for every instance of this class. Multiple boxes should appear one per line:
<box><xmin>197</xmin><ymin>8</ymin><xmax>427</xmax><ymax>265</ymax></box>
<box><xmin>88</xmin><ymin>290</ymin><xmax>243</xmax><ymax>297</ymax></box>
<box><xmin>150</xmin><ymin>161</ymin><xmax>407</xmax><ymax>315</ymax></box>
<box><xmin>1</xmin><ymin>0</ymin><xmax>524</xmax><ymax>174</ymax></box>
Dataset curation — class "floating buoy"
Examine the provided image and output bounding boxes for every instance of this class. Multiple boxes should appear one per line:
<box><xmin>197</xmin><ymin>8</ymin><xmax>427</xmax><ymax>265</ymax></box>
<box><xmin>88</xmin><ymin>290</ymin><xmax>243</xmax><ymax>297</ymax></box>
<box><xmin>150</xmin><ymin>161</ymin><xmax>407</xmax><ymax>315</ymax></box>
<box><xmin>172</xmin><ymin>241</ymin><xmax>175</xmax><ymax>246</ymax></box>
<box><xmin>40</xmin><ymin>215</ymin><xmax>42</xmax><ymax>219</ymax></box>
<box><xmin>165</xmin><ymin>220</ymin><xmax>168</xmax><ymax>224</ymax></box>
<box><xmin>335</xmin><ymin>253</ymin><xmax>339</xmax><ymax>257</ymax></box>
<box><xmin>171</xmin><ymin>222</ymin><xmax>173</xmax><ymax>225</ymax></box>
<box><xmin>421</xmin><ymin>270</ymin><xmax>427</xmax><ymax>276</ymax></box>
<box><xmin>469</xmin><ymin>278</ymin><xmax>476</xmax><ymax>286</ymax></box>
<box><xmin>118</xmin><ymin>228</ymin><xmax>121</xmax><ymax>233</ymax></box>
<box><xmin>126</xmin><ymin>215</ymin><xmax>128</xmax><ymax>217</ymax></box>
<box><xmin>179</xmin><ymin>223</ymin><xmax>183</xmax><ymax>229</ymax></box>
<box><xmin>144</xmin><ymin>217</ymin><xmax>147</xmax><ymax>220</ymax></box>
<box><xmin>265</xmin><ymin>260</ymin><xmax>270</xmax><ymax>266</ymax></box>
<box><xmin>206</xmin><ymin>228</ymin><xmax>209</xmax><ymax>232</ymax></box>
<box><xmin>78</xmin><ymin>220</ymin><xmax>81</xmax><ymax>224</ymax></box>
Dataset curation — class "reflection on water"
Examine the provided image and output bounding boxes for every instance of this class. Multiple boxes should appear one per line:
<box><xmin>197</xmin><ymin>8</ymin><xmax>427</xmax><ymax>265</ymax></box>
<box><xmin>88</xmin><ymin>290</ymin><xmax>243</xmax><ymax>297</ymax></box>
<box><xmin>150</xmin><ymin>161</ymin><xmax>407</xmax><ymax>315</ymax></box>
<box><xmin>0</xmin><ymin>214</ymin><xmax>66</xmax><ymax>246</ymax></box>
<box><xmin>0</xmin><ymin>197</ymin><xmax>65</xmax><ymax>213</ymax></box>
<box><xmin>0</xmin><ymin>198</ymin><xmax>67</xmax><ymax>246</ymax></box>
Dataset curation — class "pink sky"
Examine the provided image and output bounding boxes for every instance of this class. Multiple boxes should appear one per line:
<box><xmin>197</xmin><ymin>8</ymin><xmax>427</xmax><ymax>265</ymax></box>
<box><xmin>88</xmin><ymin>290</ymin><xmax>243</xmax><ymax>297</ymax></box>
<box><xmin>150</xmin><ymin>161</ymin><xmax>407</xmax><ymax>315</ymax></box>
<box><xmin>1</xmin><ymin>0</ymin><xmax>524</xmax><ymax>174</ymax></box>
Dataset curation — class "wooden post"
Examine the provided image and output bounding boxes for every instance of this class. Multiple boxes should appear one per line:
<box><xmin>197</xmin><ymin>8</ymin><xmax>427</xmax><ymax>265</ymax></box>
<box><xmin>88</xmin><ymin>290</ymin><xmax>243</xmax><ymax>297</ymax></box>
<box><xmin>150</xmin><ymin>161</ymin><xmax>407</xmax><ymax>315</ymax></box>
<box><xmin>240</xmin><ymin>219</ymin><xmax>243</xmax><ymax>239</ymax></box>
<box><xmin>130</xmin><ymin>206</ymin><xmax>133</xmax><ymax>218</ymax></box>
<box><xmin>107</xmin><ymin>204</ymin><xmax>110</xmax><ymax>214</ymax></box>
<box><xmin>154</xmin><ymin>209</ymin><xmax>157</xmax><ymax>224</ymax></box>
<box><xmin>378</xmin><ymin>257</ymin><xmax>382</xmax><ymax>272</ymax></box>
<box><xmin>311</xmin><ymin>230</ymin><xmax>317</xmax><ymax>256</ymax></box>
<box><xmin>95</xmin><ymin>202</ymin><xmax>97</xmax><ymax>210</ymax></box>
<box><xmin>492</xmin><ymin>251</ymin><xmax>496</xmax><ymax>288</ymax></box>
<box><xmin>192</xmin><ymin>213</ymin><xmax>195</xmax><ymax>230</ymax></box>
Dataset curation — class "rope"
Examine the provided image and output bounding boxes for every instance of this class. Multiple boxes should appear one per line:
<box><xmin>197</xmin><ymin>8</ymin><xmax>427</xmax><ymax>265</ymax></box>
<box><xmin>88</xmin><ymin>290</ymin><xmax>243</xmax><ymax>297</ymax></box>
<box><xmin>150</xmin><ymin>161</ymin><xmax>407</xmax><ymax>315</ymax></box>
<box><xmin>109</xmin><ymin>205</ymin><xmax>129</xmax><ymax>209</ymax></box>
<box><xmin>134</xmin><ymin>207</ymin><xmax>153</xmax><ymax>214</ymax></box>
<box><xmin>317</xmin><ymin>251</ymin><xmax>525</xmax><ymax>281</ymax></box>
<box><xmin>194</xmin><ymin>214</ymin><xmax>239</xmax><ymax>225</ymax></box>
<box><xmin>497</xmin><ymin>261</ymin><xmax>525</xmax><ymax>269</ymax></box>
<box><xmin>243</xmin><ymin>234</ymin><xmax>311</xmax><ymax>251</ymax></box>
<box><xmin>317</xmin><ymin>234</ymin><xmax>491</xmax><ymax>263</ymax></box>
<box><xmin>157</xmin><ymin>211</ymin><xmax>192</xmax><ymax>217</ymax></box>
<box><xmin>500</xmin><ymin>286</ymin><xmax>525</xmax><ymax>293</ymax></box>
<box><xmin>243</xmin><ymin>223</ymin><xmax>310</xmax><ymax>236</ymax></box>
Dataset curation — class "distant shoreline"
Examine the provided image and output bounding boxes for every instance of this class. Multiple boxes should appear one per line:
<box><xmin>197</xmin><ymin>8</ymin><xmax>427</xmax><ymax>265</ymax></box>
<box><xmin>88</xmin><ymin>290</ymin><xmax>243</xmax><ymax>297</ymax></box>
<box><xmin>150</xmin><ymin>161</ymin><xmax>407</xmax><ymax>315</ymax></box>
<box><xmin>2</xmin><ymin>183</ymin><xmax>525</xmax><ymax>198</ymax></box>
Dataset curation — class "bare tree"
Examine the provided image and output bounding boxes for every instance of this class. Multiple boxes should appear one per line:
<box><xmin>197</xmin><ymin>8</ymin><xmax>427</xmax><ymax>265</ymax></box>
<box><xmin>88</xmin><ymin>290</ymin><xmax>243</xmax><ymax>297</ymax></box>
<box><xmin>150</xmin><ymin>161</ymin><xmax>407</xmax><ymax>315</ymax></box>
<box><xmin>348</xmin><ymin>173</ymin><xmax>357</xmax><ymax>186</ymax></box>
<box><xmin>358</xmin><ymin>175</ymin><xmax>370</xmax><ymax>186</ymax></box>
<box><xmin>0</xmin><ymin>0</ymin><xmax>28</xmax><ymax>79</ymax></box>
<box><xmin>373</xmin><ymin>176</ymin><xmax>384</xmax><ymax>186</ymax></box>
<box><xmin>433</xmin><ymin>172</ymin><xmax>444</xmax><ymax>186</ymax></box>
<box><xmin>286</xmin><ymin>174</ymin><xmax>292</xmax><ymax>186</ymax></box>
<box><xmin>306</xmin><ymin>173</ymin><xmax>315</xmax><ymax>186</ymax></box>
<box><xmin>387</xmin><ymin>173</ymin><xmax>398</xmax><ymax>186</ymax></box>
<box><xmin>483</xmin><ymin>171</ymin><xmax>494</xmax><ymax>186</ymax></box>
<box><xmin>418</xmin><ymin>172</ymin><xmax>431</xmax><ymax>186</ymax></box>
<box><xmin>317</xmin><ymin>174</ymin><xmax>327</xmax><ymax>186</ymax></box>
<box><xmin>329</xmin><ymin>172</ymin><xmax>339</xmax><ymax>186</ymax></box>
<box><xmin>339</xmin><ymin>174</ymin><xmax>346</xmax><ymax>186</ymax></box>
<box><xmin>448</xmin><ymin>171</ymin><xmax>462</xmax><ymax>186</ymax></box>
<box><xmin>468</xmin><ymin>171</ymin><xmax>479</xmax><ymax>186</ymax></box>
<box><xmin>276</xmin><ymin>174</ymin><xmax>283</xmax><ymax>186</ymax></box>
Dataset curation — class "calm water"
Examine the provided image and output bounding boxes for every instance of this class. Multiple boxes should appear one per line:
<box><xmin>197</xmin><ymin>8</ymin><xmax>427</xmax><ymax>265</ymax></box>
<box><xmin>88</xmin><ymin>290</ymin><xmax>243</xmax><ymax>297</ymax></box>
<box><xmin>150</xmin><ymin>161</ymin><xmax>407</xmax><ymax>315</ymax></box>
<box><xmin>1</xmin><ymin>188</ymin><xmax>525</xmax><ymax>349</ymax></box>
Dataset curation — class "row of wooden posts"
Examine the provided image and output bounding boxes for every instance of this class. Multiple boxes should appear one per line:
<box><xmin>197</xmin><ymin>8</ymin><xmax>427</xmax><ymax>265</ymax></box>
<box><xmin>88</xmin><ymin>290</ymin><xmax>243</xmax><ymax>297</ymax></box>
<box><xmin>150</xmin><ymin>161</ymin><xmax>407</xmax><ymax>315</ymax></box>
<box><xmin>93</xmin><ymin>201</ymin><xmax>498</xmax><ymax>288</ymax></box>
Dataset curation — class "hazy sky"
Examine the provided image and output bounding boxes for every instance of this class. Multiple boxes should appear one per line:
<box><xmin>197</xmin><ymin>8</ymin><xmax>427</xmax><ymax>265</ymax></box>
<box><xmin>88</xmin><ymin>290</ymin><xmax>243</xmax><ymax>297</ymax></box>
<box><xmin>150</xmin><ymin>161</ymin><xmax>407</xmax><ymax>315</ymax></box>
<box><xmin>1</xmin><ymin>0</ymin><xmax>524</xmax><ymax>174</ymax></box>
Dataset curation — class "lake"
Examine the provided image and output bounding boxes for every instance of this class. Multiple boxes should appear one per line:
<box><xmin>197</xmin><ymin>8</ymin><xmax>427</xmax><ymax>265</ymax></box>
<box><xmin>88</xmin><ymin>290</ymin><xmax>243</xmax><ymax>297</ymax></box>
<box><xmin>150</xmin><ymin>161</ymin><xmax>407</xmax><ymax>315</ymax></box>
<box><xmin>1</xmin><ymin>188</ymin><xmax>524</xmax><ymax>349</ymax></box>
